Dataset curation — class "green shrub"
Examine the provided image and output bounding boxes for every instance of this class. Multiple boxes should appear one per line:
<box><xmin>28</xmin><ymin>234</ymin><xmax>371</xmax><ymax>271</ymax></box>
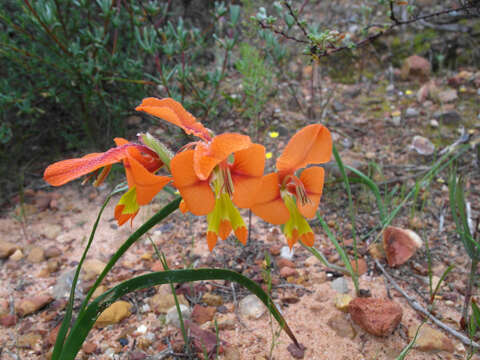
<box><xmin>0</xmin><ymin>0</ymin><xmax>241</xmax><ymax>201</ymax></box>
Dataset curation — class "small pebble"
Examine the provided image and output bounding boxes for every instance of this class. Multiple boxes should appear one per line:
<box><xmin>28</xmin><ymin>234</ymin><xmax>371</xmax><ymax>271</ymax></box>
<box><xmin>331</xmin><ymin>277</ymin><xmax>349</xmax><ymax>294</ymax></box>
<box><xmin>136</xmin><ymin>324</ymin><xmax>148</xmax><ymax>334</ymax></box>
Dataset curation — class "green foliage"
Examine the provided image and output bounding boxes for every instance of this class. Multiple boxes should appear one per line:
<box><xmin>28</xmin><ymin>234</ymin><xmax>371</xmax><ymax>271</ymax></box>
<box><xmin>235</xmin><ymin>42</ymin><xmax>273</xmax><ymax>126</ymax></box>
<box><xmin>53</xmin><ymin>193</ymin><xmax>298</xmax><ymax>359</ymax></box>
<box><xmin>0</xmin><ymin>0</ymin><xmax>242</xmax><ymax>200</ymax></box>
<box><xmin>449</xmin><ymin>169</ymin><xmax>480</xmax><ymax>261</ymax></box>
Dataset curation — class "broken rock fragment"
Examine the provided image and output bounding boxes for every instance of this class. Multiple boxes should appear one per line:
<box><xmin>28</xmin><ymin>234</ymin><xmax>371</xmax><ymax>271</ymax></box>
<box><xmin>383</xmin><ymin>226</ymin><xmax>423</xmax><ymax>267</ymax></box>
<box><xmin>348</xmin><ymin>297</ymin><xmax>403</xmax><ymax>336</ymax></box>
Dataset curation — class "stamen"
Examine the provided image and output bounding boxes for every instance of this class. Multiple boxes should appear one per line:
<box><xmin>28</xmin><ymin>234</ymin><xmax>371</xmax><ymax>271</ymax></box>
<box><xmin>283</xmin><ymin>175</ymin><xmax>311</xmax><ymax>206</ymax></box>
<box><xmin>221</xmin><ymin>166</ymin><xmax>235</xmax><ymax>197</ymax></box>
<box><xmin>178</xmin><ymin>141</ymin><xmax>199</xmax><ymax>153</ymax></box>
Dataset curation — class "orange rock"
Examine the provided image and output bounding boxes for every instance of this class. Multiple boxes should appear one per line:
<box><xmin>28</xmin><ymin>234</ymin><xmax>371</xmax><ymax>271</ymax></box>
<box><xmin>348</xmin><ymin>297</ymin><xmax>403</xmax><ymax>336</ymax></box>
<box><xmin>349</xmin><ymin>258</ymin><xmax>368</xmax><ymax>276</ymax></box>
<box><xmin>280</xmin><ymin>266</ymin><xmax>298</xmax><ymax>279</ymax></box>
<box><xmin>82</xmin><ymin>341</ymin><xmax>98</xmax><ymax>354</ymax></box>
<box><xmin>383</xmin><ymin>226</ymin><xmax>422</xmax><ymax>267</ymax></box>
<box><xmin>16</xmin><ymin>294</ymin><xmax>54</xmax><ymax>317</ymax></box>
<box><xmin>191</xmin><ymin>304</ymin><xmax>216</xmax><ymax>325</ymax></box>
<box><xmin>276</xmin><ymin>258</ymin><xmax>296</xmax><ymax>269</ymax></box>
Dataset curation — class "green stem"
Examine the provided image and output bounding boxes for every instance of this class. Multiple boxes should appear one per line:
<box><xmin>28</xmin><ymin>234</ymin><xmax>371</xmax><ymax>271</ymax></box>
<box><xmin>22</xmin><ymin>0</ymin><xmax>71</xmax><ymax>55</ymax></box>
<box><xmin>77</xmin><ymin>197</ymin><xmax>181</xmax><ymax>317</ymax></box>
<box><xmin>316</xmin><ymin>213</ymin><xmax>359</xmax><ymax>293</ymax></box>
<box><xmin>51</xmin><ymin>185</ymin><xmax>125</xmax><ymax>360</ymax></box>
<box><xmin>332</xmin><ymin>145</ymin><xmax>359</xmax><ymax>287</ymax></box>
<box><xmin>462</xmin><ymin>258</ymin><xmax>478</xmax><ymax>329</ymax></box>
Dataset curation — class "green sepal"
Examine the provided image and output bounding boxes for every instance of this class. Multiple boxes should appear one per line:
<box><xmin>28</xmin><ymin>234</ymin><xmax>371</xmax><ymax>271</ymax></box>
<box><xmin>283</xmin><ymin>194</ymin><xmax>313</xmax><ymax>244</ymax></box>
<box><xmin>207</xmin><ymin>193</ymin><xmax>246</xmax><ymax>237</ymax></box>
<box><xmin>117</xmin><ymin>187</ymin><xmax>140</xmax><ymax>215</ymax></box>
<box><xmin>141</xmin><ymin>132</ymin><xmax>173</xmax><ymax>169</ymax></box>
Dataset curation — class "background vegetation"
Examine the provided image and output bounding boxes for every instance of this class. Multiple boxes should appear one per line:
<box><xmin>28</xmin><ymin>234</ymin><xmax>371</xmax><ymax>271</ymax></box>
<box><xmin>1</xmin><ymin>0</ymin><xmax>479</xmax><ymax>203</ymax></box>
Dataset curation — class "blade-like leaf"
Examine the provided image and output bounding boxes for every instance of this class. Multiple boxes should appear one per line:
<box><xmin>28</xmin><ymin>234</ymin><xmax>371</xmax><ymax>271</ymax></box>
<box><xmin>316</xmin><ymin>213</ymin><xmax>358</xmax><ymax>290</ymax></box>
<box><xmin>60</xmin><ymin>269</ymin><xmax>299</xmax><ymax>359</ymax></box>
<box><xmin>344</xmin><ymin>164</ymin><xmax>386</xmax><ymax>224</ymax></box>
<box><xmin>51</xmin><ymin>183</ymin><xmax>127</xmax><ymax>360</ymax></box>
<box><xmin>53</xmin><ymin>196</ymin><xmax>181</xmax><ymax>359</ymax></box>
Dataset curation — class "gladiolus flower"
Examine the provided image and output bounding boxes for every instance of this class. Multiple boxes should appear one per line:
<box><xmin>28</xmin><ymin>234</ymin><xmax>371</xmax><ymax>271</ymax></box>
<box><xmin>136</xmin><ymin>97</ymin><xmax>265</xmax><ymax>250</ymax></box>
<box><xmin>251</xmin><ymin>124</ymin><xmax>332</xmax><ymax>248</ymax></box>
<box><xmin>43</xmin><ymin>137</ymin><xmax>171</xmax><ymax>225</ymax></box>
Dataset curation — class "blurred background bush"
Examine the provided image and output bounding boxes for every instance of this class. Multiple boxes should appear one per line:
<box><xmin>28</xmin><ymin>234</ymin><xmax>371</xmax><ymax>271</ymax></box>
<box><xmin>1</xmin><ymin>0</ymin><xmax>478</xmax><ymax>205</ymax></box>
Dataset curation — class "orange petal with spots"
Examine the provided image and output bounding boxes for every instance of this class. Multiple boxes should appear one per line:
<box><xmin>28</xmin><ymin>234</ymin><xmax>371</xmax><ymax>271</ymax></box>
<box><xmin>193</xmin><ymin>133</ymin><xmax>251</xmax><ymax>180</ymax></box>
<box><xmin>231</xmin><ymin>144</ymin><xmax>265</xmax><ymax>208</ymax></box>
<box><xmin>276</xmin><ymin>124</ymin><xmax>332</xmax><ymax>173</ymax></box>
<box><xmin>44</xmin><ymin>147</ymin><xmax>129</xmax><ymax>186</ymax></box>
<box><xmin>135</xmin><ymin>97</ymin><xmax>211</xmax><ymax>141</ymax></box>
<box><xmin>124</xmin><ymin>155</ymin><xmax>171</xmax><ymax>205</ymax></box>
<box><xmin>171</xmin><ymin>150</ymin><xmax>215</xmax><ymax>216</ymax></box>
<box><xmin>297</xmin><ymin>166</ymin><xmax>324</xmax><ymax>218</ymax></box>
<box><xmin>250</xmin><ymin>173</ymin><xmax>289</xmax><ymax>225</ymax></box>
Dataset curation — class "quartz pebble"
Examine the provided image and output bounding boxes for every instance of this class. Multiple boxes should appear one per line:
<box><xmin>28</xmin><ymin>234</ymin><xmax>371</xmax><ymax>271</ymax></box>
<box><xmin>238</xmin><ymin>294</ymin><xmax>266</xmax><ymax>319</ymax></box>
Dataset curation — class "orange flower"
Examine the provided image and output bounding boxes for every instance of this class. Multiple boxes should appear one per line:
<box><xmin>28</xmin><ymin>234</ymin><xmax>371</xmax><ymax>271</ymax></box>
<box><xmin>136</xmin><ymin>97</ymin><xmax>266</xmax><ymax>250</ymax></box>
<box><xmin>251</xmin><ymin>124</ymin><xmax>332</xmax><ymax>248</ymax></box>
<box><xmin>44</xmin><ymin>137</ymin><xmax>171</xmax><ymax>225</ymax></box>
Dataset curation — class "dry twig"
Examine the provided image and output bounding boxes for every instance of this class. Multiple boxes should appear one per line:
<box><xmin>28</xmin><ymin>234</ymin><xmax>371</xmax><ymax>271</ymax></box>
<box><xmin>374</xmin><ymin>258</ymin><xmax>480</xmax><ymax>349</ymax></box>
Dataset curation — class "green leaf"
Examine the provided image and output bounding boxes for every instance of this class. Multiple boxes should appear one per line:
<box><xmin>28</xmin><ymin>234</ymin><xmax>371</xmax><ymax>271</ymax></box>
<box><xmin>60</xmin><ymin>269</ymin><xmax>299</xmax><ymax>359</ymax></box>
<box><xmin>344</xmin><ymin>165</ymin><xmax>386</xmax><ymax>224</ymax></box>
<box><xmin>53</xmin><ymin>196</ymin><xmax>181</xmax><ymax>359</ymax></box>
<box><xmin>316</xmin><ymin>213</ymin><xmax>358</xmax><ymax>290</ymax></box>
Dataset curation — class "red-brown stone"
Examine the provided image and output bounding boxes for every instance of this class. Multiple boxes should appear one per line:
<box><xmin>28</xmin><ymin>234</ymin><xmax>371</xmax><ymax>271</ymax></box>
<box><xmin>348</xmin><ymin>297</ymin><xmax>403</xmax><ymax>336</ymax></box>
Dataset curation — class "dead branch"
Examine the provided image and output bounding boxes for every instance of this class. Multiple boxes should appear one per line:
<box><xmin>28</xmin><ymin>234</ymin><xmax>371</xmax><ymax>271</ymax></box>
<box><xmin>256</xmin><ymin>2</ymin><xmax>480</xmax><ymax>59</ymax></box>
<box><xmin>374</xmin><ymin>258</ymin><xmax>480</xmax><ymax>350</ymax></box>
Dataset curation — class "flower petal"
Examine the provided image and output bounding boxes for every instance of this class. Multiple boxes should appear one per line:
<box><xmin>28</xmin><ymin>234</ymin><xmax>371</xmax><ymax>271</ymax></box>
<box><xmin>135</xmin><ymin>97</ymin><xmax>211</xmax><ymax>141</ymax></box>
<box><xmin>171</xmin><ymin>150</ymin><xmax>215</xmax><ymax>216</ymax></box>
<box><xmin>300</xmin><ymin>232</ymin><xmax>315</xmax><ymax>247</ymax></box>
<box><xmin>219</xmin><ymin>220</ymin><xmax>232</xmax><ymax>241</ymax></box>
<box><xmin>44</xmin><ymin>147</ymin><xmax>129</xmax><ymax>186</ymax></box>
<box><xmin>114</xmin><ymin>138</ymin><xmax>163</xmax><ymax>173</ymax></box>
<box><xmin>297</xmin><ymin>166</ymin><xmax>324</xmax><ymax>218</ymax></box>
<box><xmin>114</xmin><ymin>187</ymin><xmax>140</xmax><ymax>226</ymax></box>
<box><xmin>171</xmin><ymin>150</ymin><xmax>201</xmax><ymax>188</ymax></box>
<box><xmin>230</xmin><ymin>143</ymin><xmax>265</xmax><ymax>177</ymax></box>
<box><xmin>234</xmin><ymin>226</ymin><xmax>247</xmax><ymax>245</ymax></box>
<box><xmin>179</xmin><ymin>200</ymin><xmax>189</xmax><ymax>214</ymax></box>
<box><xmin>230</xmin><ymin>144</ymin><xmax>265</xmax><ymax>208</ymax></box>
<box><xmin>251</xmin><ymin>173</ymin><xmax>289</xmax><ymax>225</ymax></box>
<box><xmin>232</xmin><ymin>177</ymin><xmax>262</xmax><ymax>209</ymax></box>
<box><xmin>207</xmin><ymin>232</ymin><xmax>218</xmax><ymax>251</ymax></box>
<box><xmin>124</xmin><ymin>155</ymin><xmax>171</xmax><ymax>205</ymax></box>
<box><xmin>180</xmin><ymin>185</ymin><xmax>215</xmax><ymax>216</ymax></box>
<box><xmin>114</xmin><ymin>204</ymin><xmax>139</xmax><ymax>226</ymax></box>
<box><xmin>193</xmin><ymin>133</ymin><xmax>251</xmax><ymax>180</ymax></box>
<box><xmin>276</xmin><ymin>124</ymin><xmax>332</xmax><ymax>173</ymax></box>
